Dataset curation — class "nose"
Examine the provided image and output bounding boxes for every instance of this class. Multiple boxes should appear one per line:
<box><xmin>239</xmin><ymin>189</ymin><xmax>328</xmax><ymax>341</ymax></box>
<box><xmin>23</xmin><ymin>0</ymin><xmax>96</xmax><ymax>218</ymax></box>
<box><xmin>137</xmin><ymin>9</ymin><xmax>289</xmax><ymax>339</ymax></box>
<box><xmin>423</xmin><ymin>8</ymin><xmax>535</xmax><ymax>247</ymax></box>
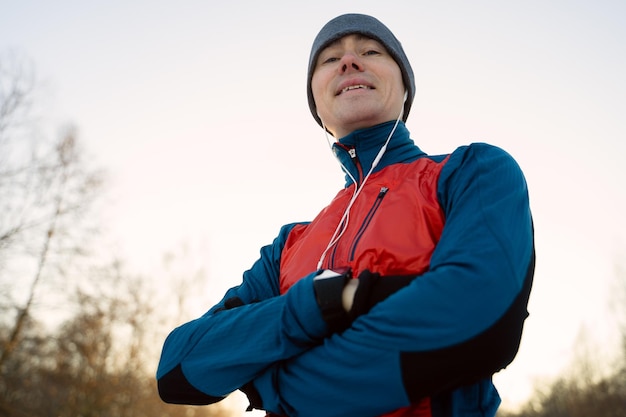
<box><xmin>339</xmin><ymin>53</ymin><xmax>363</xmax><ymax>73</ymax></box>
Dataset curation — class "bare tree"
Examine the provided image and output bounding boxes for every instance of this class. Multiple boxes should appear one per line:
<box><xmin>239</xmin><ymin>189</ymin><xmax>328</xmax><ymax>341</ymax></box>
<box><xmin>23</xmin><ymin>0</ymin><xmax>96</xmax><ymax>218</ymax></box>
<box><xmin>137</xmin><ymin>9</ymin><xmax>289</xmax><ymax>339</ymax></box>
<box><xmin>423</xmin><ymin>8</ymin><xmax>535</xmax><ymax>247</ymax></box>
<box><xmin>0</xmin><ymin>54</ymin><xmax>104</xmax><ymax>372</ymax></box>
<box><xmin>0</xmin><ymin>53</ymin><xmax>234</xmax><ymax>416</ymax></box>
<box><xmin>499</xmin><ymin>260</ymin><xmax>626</xmax><ymax>417</ymax></box>
<box><xmin>0</xmin><ymin>51</ymin><xmax>34</xmax><ymax>147</ymax></box>
<box><xmin>0</xmin><ymin>258</ymin><xmax>233</xmax><ymax>417</ymax></box>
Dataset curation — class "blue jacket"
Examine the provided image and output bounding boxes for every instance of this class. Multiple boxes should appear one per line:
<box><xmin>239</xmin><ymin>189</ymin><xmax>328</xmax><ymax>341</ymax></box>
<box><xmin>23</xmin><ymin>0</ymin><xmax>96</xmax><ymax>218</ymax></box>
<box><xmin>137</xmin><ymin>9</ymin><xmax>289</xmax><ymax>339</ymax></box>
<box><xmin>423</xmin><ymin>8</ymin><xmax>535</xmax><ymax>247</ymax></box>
<box><xmin>156</xmin><ymin>121</ymin><xmax>535</xmax><ymax>417</ymax></box>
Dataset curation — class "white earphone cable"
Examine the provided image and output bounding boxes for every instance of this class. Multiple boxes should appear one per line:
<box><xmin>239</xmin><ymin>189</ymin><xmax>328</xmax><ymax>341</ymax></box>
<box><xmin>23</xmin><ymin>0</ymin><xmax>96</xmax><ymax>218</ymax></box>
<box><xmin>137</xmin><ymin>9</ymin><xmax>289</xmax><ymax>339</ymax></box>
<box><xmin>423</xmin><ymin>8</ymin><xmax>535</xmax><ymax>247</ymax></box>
<box><xmin>316</xmin><ymin>93</ymin><xmax>406</xmax><ymax>269</ymax></box>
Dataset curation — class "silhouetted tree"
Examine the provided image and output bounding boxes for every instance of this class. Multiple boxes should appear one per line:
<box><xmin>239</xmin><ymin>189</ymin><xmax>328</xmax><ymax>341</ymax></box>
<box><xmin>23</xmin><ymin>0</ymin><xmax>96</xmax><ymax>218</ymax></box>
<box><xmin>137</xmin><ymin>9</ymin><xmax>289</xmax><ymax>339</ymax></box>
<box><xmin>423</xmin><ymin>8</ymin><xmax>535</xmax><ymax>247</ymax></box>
<box><xmin>500</xmin><ymin>264</ymin><xmax>626</xmax><ymax>417</ymax></box>
<box><xmin>0</xmin><ymin>258</ymin><xmax>233</xmax><ymax>417</ymax></box>
<box><xmin>0</xmin><ymin>53</ymin><xmax>104</xmax><ymax>373</ymax></box>
<box><xmin>0</xmin><ymin>54</ymin><xmax>233</xmax><ymax>416</ymax></box>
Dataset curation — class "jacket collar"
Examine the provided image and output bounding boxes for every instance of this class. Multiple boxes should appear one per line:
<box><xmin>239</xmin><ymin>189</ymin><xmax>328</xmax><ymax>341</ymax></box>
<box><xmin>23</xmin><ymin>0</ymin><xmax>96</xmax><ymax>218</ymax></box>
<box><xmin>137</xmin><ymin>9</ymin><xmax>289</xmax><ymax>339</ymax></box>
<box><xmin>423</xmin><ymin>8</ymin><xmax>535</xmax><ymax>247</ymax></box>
<box><xmin>333</xmin><ymin>121</ymin><xmax>425</xmax><ymax>186</ymax></box>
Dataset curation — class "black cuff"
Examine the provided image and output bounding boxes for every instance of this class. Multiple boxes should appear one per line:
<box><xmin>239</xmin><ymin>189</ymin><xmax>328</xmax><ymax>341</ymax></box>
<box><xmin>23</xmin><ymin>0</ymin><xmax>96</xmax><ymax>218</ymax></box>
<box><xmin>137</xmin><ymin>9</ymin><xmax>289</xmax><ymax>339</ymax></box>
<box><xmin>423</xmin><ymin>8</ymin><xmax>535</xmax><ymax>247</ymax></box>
<box><xmin>313</xmin><ymin>268</ymin><xmax>351</xmax><ymax>332</ymax></box>
<box><xmin>158</xmin><ymin>364</ymin><xmax>224</xmax><ymax>405</ymax></box>
<box><xmin>240</xmin><ymin>381</ymin><xmax>263</xmax><ymax>411</ymax></box>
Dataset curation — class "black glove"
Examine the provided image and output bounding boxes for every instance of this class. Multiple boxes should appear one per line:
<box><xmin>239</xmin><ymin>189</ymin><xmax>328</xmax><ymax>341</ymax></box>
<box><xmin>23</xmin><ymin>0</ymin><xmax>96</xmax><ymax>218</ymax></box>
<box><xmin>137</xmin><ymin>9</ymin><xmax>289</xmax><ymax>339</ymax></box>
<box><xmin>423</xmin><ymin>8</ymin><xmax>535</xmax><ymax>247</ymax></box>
<box><xmin>313</xmin><ymin>268</ymin><xmax>353</xmax><ymax>333</ymax></box>
<box><xmin>313</xmin><ymin>268</ymin><xmax>417</xmax><ymax>333</ymax></box>
<box><xmin>348</xmin><ymin>269</ymin><xmax>416</xmax><ymax>320</ymax></box>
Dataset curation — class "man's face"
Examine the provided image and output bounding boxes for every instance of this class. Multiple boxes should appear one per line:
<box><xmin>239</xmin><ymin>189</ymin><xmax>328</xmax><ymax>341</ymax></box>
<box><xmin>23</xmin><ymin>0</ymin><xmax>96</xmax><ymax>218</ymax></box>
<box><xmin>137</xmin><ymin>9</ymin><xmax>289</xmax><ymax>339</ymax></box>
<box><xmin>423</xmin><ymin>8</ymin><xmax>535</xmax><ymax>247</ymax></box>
<box><xmin>311</xmin><ymin>34</ymin><xmax>405</xmax><ymax>138</ymax></box>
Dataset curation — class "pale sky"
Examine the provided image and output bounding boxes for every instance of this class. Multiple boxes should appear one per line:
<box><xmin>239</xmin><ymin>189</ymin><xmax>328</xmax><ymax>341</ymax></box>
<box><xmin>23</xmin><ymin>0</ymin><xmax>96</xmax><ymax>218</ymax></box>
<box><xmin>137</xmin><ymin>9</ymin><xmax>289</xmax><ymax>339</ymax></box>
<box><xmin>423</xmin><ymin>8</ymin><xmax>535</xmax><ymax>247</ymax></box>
<box><xmin>2</xmin><ymin>0</ymin><xmax>625</xmax><ymax>413</ymax></box>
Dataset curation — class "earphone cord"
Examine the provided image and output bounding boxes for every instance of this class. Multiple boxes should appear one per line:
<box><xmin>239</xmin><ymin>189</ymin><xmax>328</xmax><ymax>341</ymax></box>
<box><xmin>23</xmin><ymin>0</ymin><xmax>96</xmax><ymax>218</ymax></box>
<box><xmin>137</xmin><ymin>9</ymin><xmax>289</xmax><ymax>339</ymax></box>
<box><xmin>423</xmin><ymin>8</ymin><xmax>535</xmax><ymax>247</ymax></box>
<box><xmin>316</xmin><ymin>98</ymin><xmax>405</xmax><ymax>270</ymax></box>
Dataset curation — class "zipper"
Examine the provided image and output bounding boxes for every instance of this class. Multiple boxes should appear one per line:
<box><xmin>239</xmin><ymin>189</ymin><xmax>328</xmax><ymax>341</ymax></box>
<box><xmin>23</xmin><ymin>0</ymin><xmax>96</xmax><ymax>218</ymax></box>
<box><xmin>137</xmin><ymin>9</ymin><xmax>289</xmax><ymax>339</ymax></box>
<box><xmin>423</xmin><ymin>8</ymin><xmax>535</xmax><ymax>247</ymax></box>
<box><xmin>326</xmin><ymin>145</ymin><xmax>386</xmax><ymax>268</ymax></box>
<box><xmin>348</xmin><ymin>186</ymin><xmax>389</xmax><ymax>261</ymax></box>
<box><xmin>348</xmin><ymin>147</ymin><xmax>364</xmax><ymax>183</ymax></box>
<box><xmin>327</xmin><ymin>186</ymin><xmax>390</xmax><ymax>267</ymax></box>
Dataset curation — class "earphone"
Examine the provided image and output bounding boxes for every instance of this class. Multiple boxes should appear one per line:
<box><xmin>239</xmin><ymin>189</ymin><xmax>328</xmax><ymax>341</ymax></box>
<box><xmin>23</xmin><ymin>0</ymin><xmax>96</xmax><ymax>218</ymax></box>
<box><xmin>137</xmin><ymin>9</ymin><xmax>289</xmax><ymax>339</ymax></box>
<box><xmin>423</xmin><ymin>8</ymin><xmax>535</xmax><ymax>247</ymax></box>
<box><xmin>315</xmin><ymin>91</ymin><xmax>406</xmax><ymax>269</ymax></box>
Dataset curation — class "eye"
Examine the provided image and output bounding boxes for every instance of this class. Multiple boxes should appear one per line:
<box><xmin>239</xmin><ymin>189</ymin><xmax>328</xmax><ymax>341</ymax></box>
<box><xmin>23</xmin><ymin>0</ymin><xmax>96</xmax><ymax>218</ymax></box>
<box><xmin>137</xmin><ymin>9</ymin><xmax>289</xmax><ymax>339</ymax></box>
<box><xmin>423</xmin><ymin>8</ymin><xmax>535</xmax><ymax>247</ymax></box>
<box><xmin>322</xmin><ymin>56</ymin><xmax>340</xmax><ymax>64</ymax></box>
<box><xmin>363</xmin><ymin>49</ymin><xmax>381</xmax><ymax>57</ymax></box>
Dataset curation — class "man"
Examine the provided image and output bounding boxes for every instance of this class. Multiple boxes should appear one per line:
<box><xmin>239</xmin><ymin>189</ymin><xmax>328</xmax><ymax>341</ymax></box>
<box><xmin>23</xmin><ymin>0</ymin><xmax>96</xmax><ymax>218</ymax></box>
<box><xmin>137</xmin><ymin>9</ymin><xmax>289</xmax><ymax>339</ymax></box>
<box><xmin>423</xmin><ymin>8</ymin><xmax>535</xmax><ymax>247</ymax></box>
<box><xmin>157</xmin><ymin>13</ymin><xmax>535</xmax><ymax>417</ymax></box>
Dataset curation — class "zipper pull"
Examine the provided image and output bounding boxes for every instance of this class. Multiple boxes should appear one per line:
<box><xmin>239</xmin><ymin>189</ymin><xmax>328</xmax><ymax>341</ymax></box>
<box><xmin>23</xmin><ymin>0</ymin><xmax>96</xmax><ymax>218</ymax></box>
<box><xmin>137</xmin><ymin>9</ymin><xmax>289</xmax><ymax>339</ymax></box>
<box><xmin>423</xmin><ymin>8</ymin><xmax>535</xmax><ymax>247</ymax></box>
<box><xmin>378</xmin><ymin>186</ymin><xmax>389</xmax><ymax>198</ymax></box>
<box><xmin>346</xmin><ymin>146</ymin><xmax>362</xmax><ymax>184</ymax></box>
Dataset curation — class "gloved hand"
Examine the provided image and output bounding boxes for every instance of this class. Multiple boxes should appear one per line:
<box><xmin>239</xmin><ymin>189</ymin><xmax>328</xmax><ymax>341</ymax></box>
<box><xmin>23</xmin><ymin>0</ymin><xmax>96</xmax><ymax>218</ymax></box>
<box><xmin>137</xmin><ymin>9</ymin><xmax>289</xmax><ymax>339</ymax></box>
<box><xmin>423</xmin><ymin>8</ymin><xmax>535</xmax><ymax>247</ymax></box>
<box><xmin>314</xmin><ymin>268</ymin><xmax>417</xmax><ymax>333</ymax></box>
<box><xmin>347</xmin><ymin>269</ymin><xmax>416</xmax><ymax>321</ymax></box>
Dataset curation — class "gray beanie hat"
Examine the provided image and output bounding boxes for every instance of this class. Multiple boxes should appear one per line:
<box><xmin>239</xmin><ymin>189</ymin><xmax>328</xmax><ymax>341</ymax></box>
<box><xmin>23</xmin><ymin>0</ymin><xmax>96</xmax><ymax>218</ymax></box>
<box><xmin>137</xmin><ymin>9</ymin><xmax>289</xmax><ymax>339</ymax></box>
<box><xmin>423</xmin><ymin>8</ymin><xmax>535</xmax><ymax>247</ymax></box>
<box><xmin>307</xmin><ymin>13</ymin><xmax>415</xmax><ymax>128</ymax></box>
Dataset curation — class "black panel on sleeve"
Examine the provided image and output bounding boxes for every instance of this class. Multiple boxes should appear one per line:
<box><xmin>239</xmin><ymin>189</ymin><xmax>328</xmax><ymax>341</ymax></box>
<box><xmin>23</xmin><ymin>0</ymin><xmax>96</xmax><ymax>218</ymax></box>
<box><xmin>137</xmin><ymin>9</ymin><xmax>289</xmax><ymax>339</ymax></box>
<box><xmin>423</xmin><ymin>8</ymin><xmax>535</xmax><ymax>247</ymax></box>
<box><xmin>401</xmin><ymin>249</ymin><xmax>535</xmax><ymax>402</ymax></box>
<box><xmin>158</xmin><ymin>364</ymin><xmax>225</xmax><ymax>405</ymax></box>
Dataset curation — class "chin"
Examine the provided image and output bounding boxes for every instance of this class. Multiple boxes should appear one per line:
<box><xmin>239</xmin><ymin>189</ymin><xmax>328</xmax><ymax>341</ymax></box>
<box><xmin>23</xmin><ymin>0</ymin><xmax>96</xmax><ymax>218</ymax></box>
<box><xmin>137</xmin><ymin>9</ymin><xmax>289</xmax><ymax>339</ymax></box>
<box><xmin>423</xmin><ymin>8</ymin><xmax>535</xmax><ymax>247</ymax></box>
<box><xmin>341</xmin><ymin>107</ymin><xmax>385</xmax><ymax>125</ymax></box>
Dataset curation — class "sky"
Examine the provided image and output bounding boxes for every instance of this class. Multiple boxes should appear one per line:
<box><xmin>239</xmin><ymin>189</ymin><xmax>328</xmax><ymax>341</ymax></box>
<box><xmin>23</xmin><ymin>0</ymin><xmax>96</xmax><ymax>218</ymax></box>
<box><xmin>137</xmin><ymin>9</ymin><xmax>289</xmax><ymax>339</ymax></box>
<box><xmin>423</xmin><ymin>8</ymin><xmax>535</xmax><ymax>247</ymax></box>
<box><xmin>2</xmin><ymin>0</ymin><xmax>625</xmax><ymax>413</ymax></box>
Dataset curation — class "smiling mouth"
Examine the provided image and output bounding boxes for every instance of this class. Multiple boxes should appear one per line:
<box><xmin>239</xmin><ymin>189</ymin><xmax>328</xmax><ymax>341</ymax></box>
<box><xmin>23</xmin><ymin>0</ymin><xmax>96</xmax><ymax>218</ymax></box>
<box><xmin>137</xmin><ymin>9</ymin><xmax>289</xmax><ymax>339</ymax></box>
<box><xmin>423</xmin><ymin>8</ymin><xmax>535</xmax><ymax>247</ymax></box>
<box><xmin>338</xmin><ymin>84</ymin><xmax>373</xmax><ymax>95</ymax></box>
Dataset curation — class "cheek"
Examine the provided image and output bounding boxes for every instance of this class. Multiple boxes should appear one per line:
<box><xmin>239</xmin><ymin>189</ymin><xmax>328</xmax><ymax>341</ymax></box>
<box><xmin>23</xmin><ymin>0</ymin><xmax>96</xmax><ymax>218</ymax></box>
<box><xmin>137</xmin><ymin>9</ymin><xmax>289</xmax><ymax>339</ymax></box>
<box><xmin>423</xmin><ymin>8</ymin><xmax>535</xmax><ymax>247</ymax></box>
<box><xmin>388</xmin><ymin>67</ymin><xmax>404</xmax><ymax>93</ymax></box>
<box><xmin>378</xmin><ymin>61</ymin><xmax>404</xmax><ymax>95</ymax></box>
<box><xmin>385</xmin><ymin>72</ymin><xmax>405</xmax><ymax>105</ymax></box>
<box><xmin>311</xmin><ymin>74</ymin><xmax>331</xmax><ymax>113</ymax></box>
<box><xmin>311</xmin><ymin>74</ymin><xmax>325</xmax><ymax>100</ymax></box>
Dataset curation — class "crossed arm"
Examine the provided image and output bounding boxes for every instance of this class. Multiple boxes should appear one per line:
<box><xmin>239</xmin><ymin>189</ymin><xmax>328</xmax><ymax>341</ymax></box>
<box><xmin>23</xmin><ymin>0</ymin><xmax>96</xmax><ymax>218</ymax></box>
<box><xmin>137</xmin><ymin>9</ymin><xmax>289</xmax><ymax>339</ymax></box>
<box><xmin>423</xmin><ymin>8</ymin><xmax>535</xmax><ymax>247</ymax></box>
<box><xmin>156</xmin><ymin>144</ymin><xmax>535</xmax><ymax>417</ymax></box>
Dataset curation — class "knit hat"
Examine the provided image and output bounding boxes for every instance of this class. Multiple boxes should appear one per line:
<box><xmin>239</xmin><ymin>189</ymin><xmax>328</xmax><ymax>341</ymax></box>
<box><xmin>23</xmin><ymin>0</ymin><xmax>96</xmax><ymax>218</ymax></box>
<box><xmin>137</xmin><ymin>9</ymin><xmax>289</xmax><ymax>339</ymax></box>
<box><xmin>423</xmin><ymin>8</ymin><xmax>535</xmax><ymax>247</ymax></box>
<box><xmin>307</xmin><ymin>13</ymin><xmax>415</xmax><ymax>128</ymax></box>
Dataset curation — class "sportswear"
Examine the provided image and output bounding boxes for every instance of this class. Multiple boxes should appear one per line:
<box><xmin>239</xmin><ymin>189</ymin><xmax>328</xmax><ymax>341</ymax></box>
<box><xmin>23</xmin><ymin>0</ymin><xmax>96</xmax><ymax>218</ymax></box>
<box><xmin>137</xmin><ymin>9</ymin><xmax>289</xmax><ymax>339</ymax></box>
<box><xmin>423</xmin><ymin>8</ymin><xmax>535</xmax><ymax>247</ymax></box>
<box><xmin>307</xmin><ymin>14</ymin><xmax>416</xmax><ymax>127</ymax></box>
<box><xmin>156</xmin><ymin>121</ymin><xmax>535</xmax><ymax>417</ymax></box>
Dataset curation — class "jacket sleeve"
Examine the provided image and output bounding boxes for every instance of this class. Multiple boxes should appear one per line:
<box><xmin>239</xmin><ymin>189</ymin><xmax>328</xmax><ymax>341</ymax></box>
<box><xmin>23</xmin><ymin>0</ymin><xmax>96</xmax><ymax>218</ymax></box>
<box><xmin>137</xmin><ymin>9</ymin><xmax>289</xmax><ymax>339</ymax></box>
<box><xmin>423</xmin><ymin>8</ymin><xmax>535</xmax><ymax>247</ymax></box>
<box><xmin>156</xmin><ymin>222</ymin><xmax>331</xmax><ymax>404</ymax></box>
<box><xmin>250</xmin><ymin>144</ymin><xmax>535</xmax><ymax>417</ymax></box>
